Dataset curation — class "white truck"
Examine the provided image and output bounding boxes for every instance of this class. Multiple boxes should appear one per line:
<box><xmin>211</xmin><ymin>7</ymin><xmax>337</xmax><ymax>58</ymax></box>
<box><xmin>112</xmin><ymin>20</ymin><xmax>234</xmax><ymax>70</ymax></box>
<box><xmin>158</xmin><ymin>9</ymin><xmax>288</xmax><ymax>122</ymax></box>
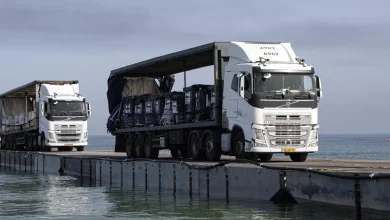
<box><xmin>0</xmin><ymin>80</ymin><xmax>91</xmax><ymax>152</ymax></box>
<box><xmin>107</xmin><ymin>41</ymin><xmax>322</xmax><ymax>162</ymax></box>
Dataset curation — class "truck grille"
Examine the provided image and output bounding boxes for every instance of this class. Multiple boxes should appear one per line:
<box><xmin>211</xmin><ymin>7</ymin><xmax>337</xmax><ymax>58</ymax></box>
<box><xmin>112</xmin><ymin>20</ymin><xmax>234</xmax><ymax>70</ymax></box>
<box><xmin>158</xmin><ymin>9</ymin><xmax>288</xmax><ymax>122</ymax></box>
<box><xmin>56</xmin><ymin>134</ymin><xmax>81</xmax><ymax>143</ymax></box>
<box><xmin>266</xmin><ymin>124</ymin><xmax>311</xmax><ymax>148</ymax></box>
<box><xmin>54</xmin><ymin>124</ymin><xmax>82</xmax><ymax>143</ymax></box>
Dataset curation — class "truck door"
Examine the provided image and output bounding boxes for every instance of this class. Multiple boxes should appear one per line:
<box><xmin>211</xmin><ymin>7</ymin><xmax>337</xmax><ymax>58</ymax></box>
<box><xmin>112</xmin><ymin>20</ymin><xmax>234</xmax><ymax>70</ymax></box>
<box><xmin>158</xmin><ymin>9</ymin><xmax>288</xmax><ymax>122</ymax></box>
<box><xmin>225</xmin><ymin>73</ymin><xmax>239</xmax><ymax>119</ymax></box>
<box><xmin>39</xmin><ymin>101</ymin><xmax>48</xmax><ymax>136</ymax></box>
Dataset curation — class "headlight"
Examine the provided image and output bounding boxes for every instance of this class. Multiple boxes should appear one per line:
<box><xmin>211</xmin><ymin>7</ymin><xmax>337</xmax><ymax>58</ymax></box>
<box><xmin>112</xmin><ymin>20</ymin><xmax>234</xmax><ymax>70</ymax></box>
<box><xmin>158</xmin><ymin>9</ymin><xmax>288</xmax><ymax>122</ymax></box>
<box><xmin>84</xmin><ymin>132</ymin><xmax>88</xmax><ymax>139</ymax></box>
<box><xmin>255</xmin><ymin>129</ymin><xmax>264</xmax><ymax>140</ymax></box>
<box><xmin>48</xmin><ymin>132</ymin><xmax>54</xmax><ymax>139</ymax></box>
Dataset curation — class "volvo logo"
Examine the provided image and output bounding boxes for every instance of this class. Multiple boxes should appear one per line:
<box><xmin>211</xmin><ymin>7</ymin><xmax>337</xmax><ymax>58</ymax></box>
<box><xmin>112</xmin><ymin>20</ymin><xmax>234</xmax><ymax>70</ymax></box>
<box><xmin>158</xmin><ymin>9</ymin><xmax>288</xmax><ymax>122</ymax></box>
<box><xmin>276</xmin><ymin>101</ymin><xmax>300</xmax><ymax>108</ymax></box>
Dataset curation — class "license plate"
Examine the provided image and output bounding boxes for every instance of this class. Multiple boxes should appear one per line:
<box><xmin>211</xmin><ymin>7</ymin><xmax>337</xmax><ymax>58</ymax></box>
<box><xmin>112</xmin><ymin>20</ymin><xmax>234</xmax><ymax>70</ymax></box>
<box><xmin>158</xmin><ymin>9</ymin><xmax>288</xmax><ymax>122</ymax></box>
<box><xmin>65</xmin><ymin>144</ymin><xmax>73</xmax><ymax>147</ymax></box>
<box><xmin>282</xmin><ymin>148</ymin><xmax>296</xmax><ymax>152</ymax></box>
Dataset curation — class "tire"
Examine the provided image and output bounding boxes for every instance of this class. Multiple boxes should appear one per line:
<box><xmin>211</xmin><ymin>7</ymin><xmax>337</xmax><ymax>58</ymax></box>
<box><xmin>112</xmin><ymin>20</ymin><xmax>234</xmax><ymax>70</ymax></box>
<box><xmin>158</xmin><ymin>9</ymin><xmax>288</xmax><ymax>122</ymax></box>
<box><xmin>26</xmin><ymin>134</ymin><xmax>32</xmax><ymax>151</ymax></box>
<box><xmin>58</xmin><ymin>147</ymin><xmax>64</xmax><ymax>152</ymax></box>
<box><xmin>6</xmin><ymin>136</ymin><xmax>11</xmax><ymax>150</ymax></box>
<box><xmin>233</xmin><ymin>131</ymin><xmax>255</xmax><ymax>160</ymax></box>
<box><xmin>40</xmin><ymin>133</ymin><xmax>51</xmax><ymax>152</ymax></box>
<box><xmin>170</xmin><ymin>149</ymin><xmax>179</xmax><ymax>158</ymax></box>
<box><xmin>203</xmin><ymin>131</ymin><xmax>221</xmax><ymax>162</ymax></box>
<box><xmin>125</xmin><ymin>134</ymin><xmax>135</xmax><ymax>159</ymax></box>
<box><xmin>144</xmin><ymin>134</ymin><xmax>158</xmax><ymax>159</ymax></box>
<box><xmin>76</xmin><ymin>146</ymin><xmax>84</xmax><ymax>151</ymax></box>
<box><xmin>134</xmin><ymin>134</ymin><xmax>145</xmax><ymax>158</ymax></box>
<box><xmin>259</xmin><ymin>153</ymin><xmax>273</xmax><ymax>161</ymax></box>
<box><xmin>31</xmin><ymin>134</ymin><xmax>37</xmax><ymax>151</ymax></box>
<box><xmin>290</xmin><ymin>153</ymin><xmax>308</xmax><ymax>162</ymax></box>
<box><xmin>12</xmin><ymin>136</ymin><xmax>16</xmax><ymax>151</ymax></box>
<box><xmin>189</xmin><ymin>131</ymin><xmax>205</xmax><ymax>161</ymax></box>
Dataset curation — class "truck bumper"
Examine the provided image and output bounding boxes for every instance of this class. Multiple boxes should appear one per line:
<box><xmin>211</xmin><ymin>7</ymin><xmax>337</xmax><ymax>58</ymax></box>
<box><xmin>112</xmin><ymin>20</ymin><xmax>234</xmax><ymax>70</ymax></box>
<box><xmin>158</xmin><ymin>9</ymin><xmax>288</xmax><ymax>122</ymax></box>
<box><xmin>247</xmin><ymin>142</ymin><xmax>318</xmax><ymax>153</ymax></box>
<box><xmin>46</xmin><ymin>142</ymin><xmax>87</xmax><ymax>147</ymax></box>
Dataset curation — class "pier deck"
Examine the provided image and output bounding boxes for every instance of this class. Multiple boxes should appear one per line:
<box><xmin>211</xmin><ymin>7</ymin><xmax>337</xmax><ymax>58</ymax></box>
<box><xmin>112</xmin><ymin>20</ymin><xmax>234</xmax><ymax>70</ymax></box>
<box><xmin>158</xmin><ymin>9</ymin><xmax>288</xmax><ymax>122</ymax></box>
<box><xmin>1</xmin><ymin>149</ymin><xmax>390</xmax><ymax>219</ymax></box>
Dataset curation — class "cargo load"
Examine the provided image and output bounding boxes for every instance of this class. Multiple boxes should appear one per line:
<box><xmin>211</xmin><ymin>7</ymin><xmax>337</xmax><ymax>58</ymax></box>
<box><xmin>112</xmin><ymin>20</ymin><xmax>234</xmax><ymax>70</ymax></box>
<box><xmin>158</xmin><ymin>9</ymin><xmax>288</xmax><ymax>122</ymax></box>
<box><xmin>120</xmin><ymin>96</ymin><xmax>135</xmax><ymax>128</ymax></box>
<box><xmin>134</xmin><ymin>96</ymin><xmax>145</xmax><ymax>126</ymax></box>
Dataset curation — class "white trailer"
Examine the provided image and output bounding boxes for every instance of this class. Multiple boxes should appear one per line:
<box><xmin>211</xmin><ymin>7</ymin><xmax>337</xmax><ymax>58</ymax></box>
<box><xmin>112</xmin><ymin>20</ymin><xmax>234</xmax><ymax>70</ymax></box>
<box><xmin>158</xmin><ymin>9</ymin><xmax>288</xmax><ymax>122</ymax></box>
<box><xmin>0</xmin><ymin>80</ymin><xmax>91</xmax><ymax>152</ymax></box>
<box><xmin>107</xmin><ymin>41</ymin><xmax>322</xmax><ymax>162</ymax></box>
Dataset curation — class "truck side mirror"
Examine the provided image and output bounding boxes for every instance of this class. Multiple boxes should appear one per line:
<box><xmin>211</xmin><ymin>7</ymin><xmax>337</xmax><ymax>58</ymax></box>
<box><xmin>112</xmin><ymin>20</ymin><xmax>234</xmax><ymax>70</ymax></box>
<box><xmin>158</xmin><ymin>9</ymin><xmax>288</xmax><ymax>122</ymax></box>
<box><xmin>86</xmin><ymin>102</ymin><xmax>92</xmax><ymax>116</ymax></box>
<box><xmin>315</xmin><ymin>75</ymin><xmax>322</xmax><ymax>100</ymax></box>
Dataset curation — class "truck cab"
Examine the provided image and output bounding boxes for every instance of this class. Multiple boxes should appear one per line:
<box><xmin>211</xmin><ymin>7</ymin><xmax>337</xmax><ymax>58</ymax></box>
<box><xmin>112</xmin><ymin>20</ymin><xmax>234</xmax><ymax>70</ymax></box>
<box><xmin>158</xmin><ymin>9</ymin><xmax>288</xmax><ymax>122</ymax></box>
<box><xmin>38</xmin><ymin>83</ymin><xmax>91</xmax><ymax>151</ymax></box>
<box><xmin>222</xmin><ymin>42</ymin><xmax>322</xmax><ymax>161</ymax></box>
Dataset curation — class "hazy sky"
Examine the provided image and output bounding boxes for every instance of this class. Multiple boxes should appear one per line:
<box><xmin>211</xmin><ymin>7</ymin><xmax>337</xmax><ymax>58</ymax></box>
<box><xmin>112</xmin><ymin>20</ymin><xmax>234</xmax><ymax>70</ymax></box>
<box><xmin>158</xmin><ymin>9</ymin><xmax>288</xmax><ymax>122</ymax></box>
<box><xmin>1</xmin><ymin>0</ymin><xmax>389</xmax><ymax>135</ymax></box>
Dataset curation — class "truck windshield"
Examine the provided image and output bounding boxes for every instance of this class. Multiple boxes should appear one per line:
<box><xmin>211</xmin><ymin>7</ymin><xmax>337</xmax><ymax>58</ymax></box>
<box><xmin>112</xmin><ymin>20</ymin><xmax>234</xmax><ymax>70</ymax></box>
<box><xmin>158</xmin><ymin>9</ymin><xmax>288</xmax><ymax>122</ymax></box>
<box><xmin>254</xmin><ymin>73</ymin><xmax>315</xmax><ymax>94</ymax></box>
<box><xmin>49</xmin><ymin>101</ymin><xmax>86</xmax><ymax>116</ymax></box>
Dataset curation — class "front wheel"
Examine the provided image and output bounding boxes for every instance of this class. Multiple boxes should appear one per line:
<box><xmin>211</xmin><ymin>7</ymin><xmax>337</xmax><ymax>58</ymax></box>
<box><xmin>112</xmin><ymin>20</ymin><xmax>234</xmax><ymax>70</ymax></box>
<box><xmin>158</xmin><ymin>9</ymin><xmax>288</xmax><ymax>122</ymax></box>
<box><xmin>290</xmin><ymin>153</ymin><xmax>308</xmax><ymax>162</ymax></box>
<box><xmin>76</xmin><ymin>146</ymin><xmax>84</xmax><ymax>151</ymax></box>
<box><xmin>233</xmin><ymin>132</ymin><xmax>255</xmax><ymax>160</ymax></box>
<box><xmin>40</xmin><ymin>134</ymin><xmax>50</xmax><ymax>152</ymax></box>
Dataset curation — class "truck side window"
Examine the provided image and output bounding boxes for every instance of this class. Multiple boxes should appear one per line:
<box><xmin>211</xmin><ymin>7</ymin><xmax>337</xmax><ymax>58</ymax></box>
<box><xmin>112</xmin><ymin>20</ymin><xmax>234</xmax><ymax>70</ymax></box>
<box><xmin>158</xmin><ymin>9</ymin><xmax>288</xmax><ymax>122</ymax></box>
<box><xmin>244</xmin><ymin>74</ymin><xmax>252</xmax><ymax>99</ymax></box>
<box><xmin>231</xmin><ymin>74</ymin><xmax>238</xmax><ymax>92</ymax></box>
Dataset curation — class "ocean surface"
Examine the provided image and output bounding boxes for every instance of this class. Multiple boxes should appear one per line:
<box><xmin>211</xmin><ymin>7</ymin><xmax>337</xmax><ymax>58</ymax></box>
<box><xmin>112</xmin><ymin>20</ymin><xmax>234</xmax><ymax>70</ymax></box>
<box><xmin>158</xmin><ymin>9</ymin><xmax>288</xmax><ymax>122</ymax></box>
<box><xmin>0</xmin><ymin>134</ymin><xmax>389</xmax><ymax>219</ymax></box>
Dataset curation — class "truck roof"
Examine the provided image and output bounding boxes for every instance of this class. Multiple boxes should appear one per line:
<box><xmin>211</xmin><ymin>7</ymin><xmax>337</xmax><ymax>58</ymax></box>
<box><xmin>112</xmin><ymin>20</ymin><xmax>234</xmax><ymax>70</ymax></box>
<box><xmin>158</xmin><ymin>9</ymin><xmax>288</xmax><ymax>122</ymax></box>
<box><xmin>110</xmin><ymin>41</ymin><xmax>282</xmax><ymax>78</ymax></box>
<box><xmin>0</xmin><ymin>80</ymin><xmax>79</xmax><ymax>98</ymax></box>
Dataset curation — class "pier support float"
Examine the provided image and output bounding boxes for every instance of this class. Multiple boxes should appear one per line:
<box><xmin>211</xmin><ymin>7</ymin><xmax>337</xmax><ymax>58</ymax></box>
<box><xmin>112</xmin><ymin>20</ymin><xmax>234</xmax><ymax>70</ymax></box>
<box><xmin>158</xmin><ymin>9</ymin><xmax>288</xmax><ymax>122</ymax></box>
<box><xmin>1</xmin><ymin>150</ymin><xmax>390</xmax><ymax>216</ymax></box>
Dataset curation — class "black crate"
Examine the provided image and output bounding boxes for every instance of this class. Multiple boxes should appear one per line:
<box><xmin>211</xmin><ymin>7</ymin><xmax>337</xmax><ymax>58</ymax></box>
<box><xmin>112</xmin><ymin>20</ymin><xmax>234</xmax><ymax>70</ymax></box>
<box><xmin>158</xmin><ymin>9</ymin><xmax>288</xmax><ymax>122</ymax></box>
<box><xmin>120</xmin><ymin>96</ymin><xmax>135</xmax><ymax>128</ymax></box>
<box><xmin>144</xmin><ymin>94</ymin><xmax>156</xmax><ymax>126</ymax></box>
<box><xmin>134</xmin><ymin>96</ymin><xmax>145</xmax><ymax>126</ymax></box>
<box><xmin>171</xmin><ymin>91</ymin><xmax>185</xmax><ymax>124</ymax></box>
<box><xmin>161</xmin><ymin>93</ymin><xmax>174</xmax><ymax>126</ymax></box>
<box><xmin>153</xmin><ymin>94</ymin><xmax>165</xmax><ymax>125</ymax></box>
<box><xmin>195</xmin><ymin>86</ymin><xmax>212</xmax><ymax>122</ymax></box>
<box><xmin>207</xmin><ymin>85</ymin><xmax>216</xmax><ymax>121</ymax></box>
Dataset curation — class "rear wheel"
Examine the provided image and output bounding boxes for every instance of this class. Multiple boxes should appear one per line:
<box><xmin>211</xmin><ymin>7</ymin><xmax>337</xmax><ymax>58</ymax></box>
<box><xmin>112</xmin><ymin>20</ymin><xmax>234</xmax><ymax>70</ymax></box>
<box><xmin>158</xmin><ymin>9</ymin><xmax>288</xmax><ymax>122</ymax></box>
<box><xmin>189</xmin><ymin>131</ymin><xmax>205</xmax><ymax>161</ymax></box>
<box><xmin>125</xmin><ymin>134</ymin><xmax>135</xmax><ymax>159</ymax></box>
<box><xmin>134</xmin><ymin>134</ymin><xmax>145</xmax><ymax>158</ymax></box>
<box><xmin>76</xmin><ymin>146</ymin><xmax>84</xmax><ymax>151</ymax></box>
<box><xmin>26</xmin><ymin>134</ymin><xmax>32</xmax><ymax>151</ymax></box>
<box><xmin>12</xmin><ymin>136</ymin><xmax>16</xmax><ymax>151</ymax></box>
<box><xmin>259</xmin><ymin>154</ymin><xmax>273</xmax><ymax>161</ymax></box>
<box><xmin>290</xmin><ymin>153</ymin><xmax>308</xmax><ymax>162</ymax></box>
<box><xmin>203</xmin><ymin>131</ymin><xmax>221</xmax><ymax>162</ymax></box>
<box><xmin>58</xmin><ymin>147</ymin><xmax>64</xmax><ymax>152</ymax></box>
<box><xmin>144</xmin><ymin>134</ymin><xmax>158</xmax><ymax>159</ymax></box>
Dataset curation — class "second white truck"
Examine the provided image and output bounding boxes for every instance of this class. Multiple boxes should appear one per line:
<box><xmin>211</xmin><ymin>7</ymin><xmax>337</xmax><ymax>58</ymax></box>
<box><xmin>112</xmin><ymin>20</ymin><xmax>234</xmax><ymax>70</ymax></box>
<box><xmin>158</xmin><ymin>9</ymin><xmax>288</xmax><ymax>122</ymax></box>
<box><xmin>107</xmin><ymin>41</ymin><xmax>322</xmax><ymax>162</ymax></box>
<box><xmin>0</xmin><ymin>80</ymin><xmax>91</xmax><ymax>152</ymax></box>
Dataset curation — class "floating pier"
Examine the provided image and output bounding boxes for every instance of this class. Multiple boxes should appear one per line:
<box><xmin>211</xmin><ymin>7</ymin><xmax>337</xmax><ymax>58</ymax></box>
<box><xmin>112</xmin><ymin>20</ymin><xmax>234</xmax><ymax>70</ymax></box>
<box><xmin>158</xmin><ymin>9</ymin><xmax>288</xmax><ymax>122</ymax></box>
<box><xmin>1</xmin><ymin>150</ymin><xmax>390</xmax><ymax>219</ymax></box>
